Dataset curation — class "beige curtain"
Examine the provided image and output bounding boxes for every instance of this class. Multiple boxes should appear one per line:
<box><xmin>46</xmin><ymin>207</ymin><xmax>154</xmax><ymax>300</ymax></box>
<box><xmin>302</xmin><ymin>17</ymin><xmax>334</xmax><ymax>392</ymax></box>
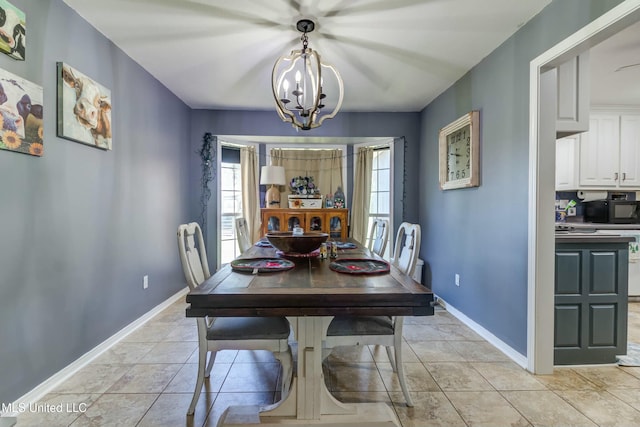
<box><xmin>271</xmin><ymin>149</ymin><xmax>343</xmax><ymax>202</ymax></box>
<box><xmin>240</xmin><ymin>146</ymin><xmax>261</xmax><ymax>243</ymax></box>
<box><xmin>351</xmin><ymin>146</ymin><xmax>373</xmax><ymax>243</ymax></box>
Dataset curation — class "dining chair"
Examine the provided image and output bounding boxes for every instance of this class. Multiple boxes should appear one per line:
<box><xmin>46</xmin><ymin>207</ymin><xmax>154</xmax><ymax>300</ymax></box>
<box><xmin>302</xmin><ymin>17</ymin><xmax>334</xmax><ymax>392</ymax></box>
<box><xmin>235</xmin><ymin>217</ymin><xmax>252</xmax><ymax>253</ymax></box>
<box><xmin>324</xmin><ymin>222</ymin><xmax>421</xmax><ymax>407</ymax></box>
<box><xmin>177</xmin><ymin>222</ymin><xmax>292</xmax><ymax>415</ymax></box>
<box><xmin>367</xmin><ymin>218</ymin><xmax>389</xmax><ymax>257</ymax></box>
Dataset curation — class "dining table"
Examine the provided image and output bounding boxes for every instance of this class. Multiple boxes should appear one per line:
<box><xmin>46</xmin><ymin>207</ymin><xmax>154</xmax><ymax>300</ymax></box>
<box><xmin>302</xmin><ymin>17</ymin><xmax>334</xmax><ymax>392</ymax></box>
<box><xmin>186</xmin><ymin>238</ymin><xmax>434</xmax><ymax>427</ymax></box>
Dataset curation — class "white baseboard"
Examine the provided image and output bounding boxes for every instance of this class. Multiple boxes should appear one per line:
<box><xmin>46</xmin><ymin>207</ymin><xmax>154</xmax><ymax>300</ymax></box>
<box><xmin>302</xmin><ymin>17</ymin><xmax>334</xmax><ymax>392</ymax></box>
<box><xmin>435</xmin><ymin>296</ymin><xmax>528</xmax><ymax>368</ymax></box>
<box><xmin>2</xmin><ymin>287</ymin><xmax>189</xmax><ymax>417</ymax></box>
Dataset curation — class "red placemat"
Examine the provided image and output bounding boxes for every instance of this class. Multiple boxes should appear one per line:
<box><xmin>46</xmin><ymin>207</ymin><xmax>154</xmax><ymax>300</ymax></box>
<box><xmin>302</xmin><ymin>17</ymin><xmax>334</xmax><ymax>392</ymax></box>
<box><xmin>329</xmin><ymin>258</ymin><xmax>390</xmax><ymax>275</ymax></box>
<box><xmin>230</xmin><ymin>258</ymin><xmax>295</xmax><ymax>273</ymax></box>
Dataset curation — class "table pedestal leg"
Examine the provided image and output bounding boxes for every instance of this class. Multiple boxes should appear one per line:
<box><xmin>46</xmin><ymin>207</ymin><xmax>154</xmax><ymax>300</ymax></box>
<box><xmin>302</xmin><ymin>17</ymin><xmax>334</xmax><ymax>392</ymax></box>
<box><xmin>219</xmin><ymin>317</ymin><xmax>400</xmax><ymax>427</ymax></box>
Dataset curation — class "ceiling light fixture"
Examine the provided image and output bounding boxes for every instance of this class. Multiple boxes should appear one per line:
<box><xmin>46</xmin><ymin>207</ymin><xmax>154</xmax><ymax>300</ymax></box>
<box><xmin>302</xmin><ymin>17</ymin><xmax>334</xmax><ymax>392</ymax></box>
<box><xmin>272</xmin><ymin>19</ymin><xmax>344</xmax><ymax>131</ymax></box>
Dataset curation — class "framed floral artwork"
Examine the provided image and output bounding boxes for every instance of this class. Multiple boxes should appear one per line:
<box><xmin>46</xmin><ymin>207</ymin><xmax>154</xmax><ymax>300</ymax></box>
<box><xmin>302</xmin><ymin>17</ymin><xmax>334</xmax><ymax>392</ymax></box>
<box><xmin>0</xmin><ymin>68</ymin><xmax>43</xmax><ymax>156</ymax></box>
<box><xmin>0</xmin><ymin>0</ymin><xmax>25</xmax><ymax>60</ymax></box>
<box><xmin>56</xmin><ymin>62</ymin><xmax>112</xmax><ymax>150</ymax></box>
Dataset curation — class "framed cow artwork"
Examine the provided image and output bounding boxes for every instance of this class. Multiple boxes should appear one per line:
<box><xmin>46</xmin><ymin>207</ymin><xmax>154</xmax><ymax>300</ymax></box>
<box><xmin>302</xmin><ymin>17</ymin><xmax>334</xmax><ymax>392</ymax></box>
<box><xmin>56</xmin><ymin>62</ymin><xmax>112</xmax><ymax>150</ymax></box>
<box><xmin>0</xmin><ymin>0</ymin><xmax>25</xmax><ymax>60</ymax></box>
<box><xmin>0</xmin><ymin>67</ymin><xmax>43</xmax><ymax>156</ymax></box>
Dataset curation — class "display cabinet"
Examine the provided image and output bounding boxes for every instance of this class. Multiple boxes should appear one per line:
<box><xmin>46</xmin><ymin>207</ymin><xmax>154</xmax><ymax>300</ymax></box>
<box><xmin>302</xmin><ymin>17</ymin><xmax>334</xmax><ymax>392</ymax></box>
<box><xmin>260</xmin><ymin>208</ymin><xmax>348</xmax><ymax>239</ymax></box>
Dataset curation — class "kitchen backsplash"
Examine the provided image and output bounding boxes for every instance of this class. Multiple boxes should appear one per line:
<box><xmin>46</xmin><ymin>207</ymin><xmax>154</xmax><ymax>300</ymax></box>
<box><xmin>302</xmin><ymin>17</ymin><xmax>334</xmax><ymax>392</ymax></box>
<box><xmin>556</xmin><ymin>191</ymin><xmax>637</xmax><ymax>221</ymax></box>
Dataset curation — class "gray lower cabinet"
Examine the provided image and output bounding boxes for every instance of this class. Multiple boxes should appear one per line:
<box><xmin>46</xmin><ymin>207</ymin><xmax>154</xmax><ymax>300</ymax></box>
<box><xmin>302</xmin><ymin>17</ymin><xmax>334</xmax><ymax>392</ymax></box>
<box><xmin>555</xmin><ymin>242</ymin><xmax>628</xmax><ymax>364</ymax></box>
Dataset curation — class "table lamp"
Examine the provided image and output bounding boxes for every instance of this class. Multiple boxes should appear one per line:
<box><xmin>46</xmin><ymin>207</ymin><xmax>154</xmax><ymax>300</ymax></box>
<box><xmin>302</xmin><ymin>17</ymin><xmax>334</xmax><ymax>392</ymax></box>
<box><xmin>260</xmin><ymin>165</ymin><xmax>286</xmax><ymax>207</ymax></box>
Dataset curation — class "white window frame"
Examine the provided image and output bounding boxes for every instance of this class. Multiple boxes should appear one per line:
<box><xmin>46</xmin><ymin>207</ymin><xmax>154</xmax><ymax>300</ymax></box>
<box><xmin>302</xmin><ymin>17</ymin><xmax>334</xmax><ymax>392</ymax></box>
<box><xmin>354</xmin><ymin>139</ymin><xmax>394</xmax><ymax>257</ymax></box>
<box><xmin>216</xmin><ymin>140</ymin><xmax>259</xmax><ymax>268</ymax></box>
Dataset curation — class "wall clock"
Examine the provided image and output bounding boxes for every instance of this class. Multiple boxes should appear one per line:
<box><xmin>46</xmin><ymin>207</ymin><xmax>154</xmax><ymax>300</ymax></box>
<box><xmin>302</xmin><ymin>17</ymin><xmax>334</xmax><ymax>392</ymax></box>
<box><xmin>438</xmin><ymin>110</ymin><xmax>480</xmax><ymax>190</ymax></box>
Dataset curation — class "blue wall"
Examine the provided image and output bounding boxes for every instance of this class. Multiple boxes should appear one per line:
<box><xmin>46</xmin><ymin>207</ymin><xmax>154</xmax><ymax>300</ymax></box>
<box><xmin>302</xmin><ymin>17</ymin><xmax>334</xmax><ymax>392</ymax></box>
<box><xmin>419</xmin><ymin>0</ymin><xmax>625</xmax><ymax>355</ymax></box>
<box><xmin>0</xmin><ymin>0</ymin><xmax>191</xmax><ymax>403</ymax></box>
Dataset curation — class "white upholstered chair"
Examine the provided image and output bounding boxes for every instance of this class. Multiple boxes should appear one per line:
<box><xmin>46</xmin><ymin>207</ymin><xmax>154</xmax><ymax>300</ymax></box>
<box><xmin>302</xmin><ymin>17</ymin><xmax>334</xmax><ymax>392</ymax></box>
<box><xmin>235</xmin><ymin>217</ymin><xmax>252</xmax><ymax>254</ymax></box>
<box><xmin>177</xmin><ymin>222</ymin><xmax>292</xmax><ymax>415</ymax></box>
<box><xmin>324</xmin><ymin>222</ymin><xmax>421</xmax><ymax>406</ymax></box>
<box><xmin>367</xmin><ymin>218</ymin><xmax>389</xmax><ymax>258</ymax></box>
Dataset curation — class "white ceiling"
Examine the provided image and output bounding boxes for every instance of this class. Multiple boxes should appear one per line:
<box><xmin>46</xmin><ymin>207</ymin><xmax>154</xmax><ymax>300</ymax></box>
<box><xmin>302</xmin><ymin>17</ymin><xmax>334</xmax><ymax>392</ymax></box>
<box><xmin>61</xmin><ymin>0</ymin><xmax>552</xmax><ymax>112</ymax></box>
<box><xmin>590</xmin><ymin>20</ymin><xmax>640</xmax><ymax>107</ymax></box>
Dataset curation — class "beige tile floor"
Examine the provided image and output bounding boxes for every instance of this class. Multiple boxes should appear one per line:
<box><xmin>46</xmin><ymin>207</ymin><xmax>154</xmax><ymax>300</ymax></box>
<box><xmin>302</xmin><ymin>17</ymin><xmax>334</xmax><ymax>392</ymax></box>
<box><xmin>13</xmin><ymin>302</ymin><xmax>640</xmax><ymax>427</ymax></box>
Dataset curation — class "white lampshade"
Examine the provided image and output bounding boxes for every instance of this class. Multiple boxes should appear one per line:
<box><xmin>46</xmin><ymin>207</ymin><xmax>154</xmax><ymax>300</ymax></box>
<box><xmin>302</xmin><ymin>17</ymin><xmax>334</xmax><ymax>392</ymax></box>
<box><xmin>260</xmin><ymin>166</ymin><xmax>286</xmax><ymax>186</ymax></box>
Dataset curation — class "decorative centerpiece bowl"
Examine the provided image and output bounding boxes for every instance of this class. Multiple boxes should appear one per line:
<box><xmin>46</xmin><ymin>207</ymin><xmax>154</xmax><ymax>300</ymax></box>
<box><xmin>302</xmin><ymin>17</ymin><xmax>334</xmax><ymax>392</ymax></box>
<box><xmin>266</xmin><ymin>231</ymin><xmax>328</xmax><ymax>254</ymax></box>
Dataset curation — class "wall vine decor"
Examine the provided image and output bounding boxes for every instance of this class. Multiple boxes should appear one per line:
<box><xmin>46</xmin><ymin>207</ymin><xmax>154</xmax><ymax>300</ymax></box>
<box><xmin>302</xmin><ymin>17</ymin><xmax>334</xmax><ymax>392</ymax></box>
<box><xmin>198</xmin><ymin>132</ymin><xmax>216</xmax><ymax>234</ymax></box>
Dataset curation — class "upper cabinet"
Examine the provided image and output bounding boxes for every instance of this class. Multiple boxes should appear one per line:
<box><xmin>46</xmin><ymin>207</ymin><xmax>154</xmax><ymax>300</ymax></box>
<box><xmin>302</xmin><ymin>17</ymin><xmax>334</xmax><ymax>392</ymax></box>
<box><xmin>555</xmin><ymin>135</ymin><xmax>579</xmax><ymax>191</ymax></box>
<box><xmin>556</xmin><ymin>111</ymin><xmax>640</xmax><ymax>191</ymax></box>
<box><xmin>619</xmin><ymin>114</ymin><xmax>640</xmax><ymax>187</ymax></box>
<box><xmin>578</xmin><ymin>114</ymin><xmax>620</xmax><ymax>187</ymax></box>
<box><xmin>556</xmin><ymin>52</ymin><xmax>590</xmax><ymax>138</ymax></box>
<box><xmin>573</xmin><ymin>112</ymin><xmax>640</xmax><ymax>189</ymax></box>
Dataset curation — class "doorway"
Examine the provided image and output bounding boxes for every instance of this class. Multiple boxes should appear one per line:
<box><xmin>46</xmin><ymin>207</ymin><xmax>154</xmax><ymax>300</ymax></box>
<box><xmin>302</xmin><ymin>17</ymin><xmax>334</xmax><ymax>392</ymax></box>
<box><xmin>529</xmin><ymin>0</ymin><xmax>640</xmax><ymax>374</ymax></box>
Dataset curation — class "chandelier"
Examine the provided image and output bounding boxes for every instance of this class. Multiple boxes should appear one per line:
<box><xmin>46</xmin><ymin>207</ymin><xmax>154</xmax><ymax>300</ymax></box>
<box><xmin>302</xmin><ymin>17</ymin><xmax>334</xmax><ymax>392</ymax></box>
<box><xmin>271</xmin><ymin>19</ymin><xmax>344</xmax><ymax>130</ymax></box>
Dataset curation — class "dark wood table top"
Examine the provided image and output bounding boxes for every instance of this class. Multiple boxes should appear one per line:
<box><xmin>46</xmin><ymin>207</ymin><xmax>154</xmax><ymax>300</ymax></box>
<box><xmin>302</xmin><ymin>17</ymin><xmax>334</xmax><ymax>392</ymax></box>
<box><xmin>186</xmin><ymin>240</ymin><xmax>434</xmax><ymax>318</ymax></box>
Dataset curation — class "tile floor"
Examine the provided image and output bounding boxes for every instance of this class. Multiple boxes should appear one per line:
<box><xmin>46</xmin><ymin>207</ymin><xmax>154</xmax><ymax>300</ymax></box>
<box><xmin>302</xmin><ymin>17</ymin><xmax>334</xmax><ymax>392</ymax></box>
<box><xmin>12</xmin><ymin>302</ymin><xmax>640</xmax><ymax>427</ymax></box>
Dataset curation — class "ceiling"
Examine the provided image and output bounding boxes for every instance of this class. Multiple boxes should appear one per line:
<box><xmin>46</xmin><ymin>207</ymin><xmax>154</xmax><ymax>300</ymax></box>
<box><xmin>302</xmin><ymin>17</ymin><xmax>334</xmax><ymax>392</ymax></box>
<box><xmin>590</xmin><ymin>20</ymin><xmax>640</xmax><ymax>107</ymax></box>
<box><xmin>61</xmin><ymin>0</ymin><xmax>552</xmax><ymax>112</ymax></box>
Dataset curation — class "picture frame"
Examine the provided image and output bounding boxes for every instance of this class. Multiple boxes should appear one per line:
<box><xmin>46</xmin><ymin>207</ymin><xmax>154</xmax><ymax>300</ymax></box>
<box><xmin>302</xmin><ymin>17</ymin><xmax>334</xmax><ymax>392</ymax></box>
<box><xmin>56</xmin><ymin>62</ymin><xmax>112</xmax><ymax>150</ymax></box>
<box><xmin>438</xmin><ymin>110</ymin><xmax>480</xmax><ymax>190</ymax></box>
<box><xmin>0</xmin><ymin>68</ymin><xmax>43</xmax><ymax>156</ymax></box>
<box><xmin>0</xmin><ymin>0</ymin><xmax>25</xmax><ymax>60</ymax></box>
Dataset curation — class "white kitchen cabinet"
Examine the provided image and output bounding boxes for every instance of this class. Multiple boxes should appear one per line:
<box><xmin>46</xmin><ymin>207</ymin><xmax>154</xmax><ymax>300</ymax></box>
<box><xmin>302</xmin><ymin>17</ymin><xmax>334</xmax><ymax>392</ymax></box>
<box><xmin>619</xmin><ymin>115</ymin><xmax>640</xmax><ymax>187</ymax></box>
<box><xmin>555</xmin><ymin>135</ymin><xmax>579</xmax><ymax>190</ymax></box>
<box><xmin>579</xmin><ymin>114</ymin><xmax>619</xmax><ymax>187</ymax></box>
<box><xmin>578</xmin><ymin>113</ymin><xmax>640</xmax><ymax>189</ymax></box>
<box><xmin>556</xmin><ymin>52</ymin><xmax>590</xmax><ymax>138</ymax></box>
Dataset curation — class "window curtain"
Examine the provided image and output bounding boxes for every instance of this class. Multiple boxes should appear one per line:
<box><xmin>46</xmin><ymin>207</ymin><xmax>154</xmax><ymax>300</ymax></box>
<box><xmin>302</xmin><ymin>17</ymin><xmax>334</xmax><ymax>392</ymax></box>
<box><xmin>240</xmin><ymin>146</ymin><xmax>261</xmax><ymax>244</ymax></box>
<box><xmin>270</xmin><ymin>149</ymin><xmax>343</xmax><ymax>202</ymax></box>
<box><xmin>351</xmin><ymin>147</ymin><xmax>373</xmax><ymax>243</ymax></box>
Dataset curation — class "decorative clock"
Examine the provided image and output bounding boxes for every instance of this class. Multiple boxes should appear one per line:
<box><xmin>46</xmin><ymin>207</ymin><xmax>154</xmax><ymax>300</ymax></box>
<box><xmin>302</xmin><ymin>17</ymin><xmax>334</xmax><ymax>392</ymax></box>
<box><xmin>438</xmin><ymin>110</ymin><xmax>480</xmax><ymax>190</ymax></box>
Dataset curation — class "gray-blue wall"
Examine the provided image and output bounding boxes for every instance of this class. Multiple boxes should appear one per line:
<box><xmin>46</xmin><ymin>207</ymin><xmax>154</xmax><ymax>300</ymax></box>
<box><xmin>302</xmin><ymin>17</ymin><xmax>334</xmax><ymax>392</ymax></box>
<box><xmin>419</xmin><ymin>0</ymin><xmax>625</xmax><ymax>355</ymax></box>
<box><xmin>0</xmin><ymin>0</ymin><xmax>191</xmax><ymax>403</ymax></box>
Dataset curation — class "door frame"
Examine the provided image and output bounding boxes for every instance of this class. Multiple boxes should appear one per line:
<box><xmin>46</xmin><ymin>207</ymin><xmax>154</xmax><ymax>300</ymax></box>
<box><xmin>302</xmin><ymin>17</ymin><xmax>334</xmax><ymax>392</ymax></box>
<box><xmin>528</xmin><ymin>0</ymin><xmax>640</xmax><ymax>373</ymax></box>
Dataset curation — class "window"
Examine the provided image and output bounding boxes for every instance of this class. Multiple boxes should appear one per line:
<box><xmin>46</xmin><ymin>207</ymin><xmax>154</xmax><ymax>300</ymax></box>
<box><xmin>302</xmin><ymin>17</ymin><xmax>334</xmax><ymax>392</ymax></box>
<box><xmin>366</xmin><ymin>146</ymin><xmax>392</xmax><ymax>259</ymax></box>
<box><xmin>219</xmin><ymin>148</ymin><xmax>243</xmax><ymax>265</ymax></box>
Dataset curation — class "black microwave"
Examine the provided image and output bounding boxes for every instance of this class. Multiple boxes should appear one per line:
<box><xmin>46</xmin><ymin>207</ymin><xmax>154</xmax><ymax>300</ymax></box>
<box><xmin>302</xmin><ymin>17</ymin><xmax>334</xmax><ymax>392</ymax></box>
<box><xmin>583</xmin><ymin>200</ymin><xmax>640</xmax><ymax>223</ymax></box>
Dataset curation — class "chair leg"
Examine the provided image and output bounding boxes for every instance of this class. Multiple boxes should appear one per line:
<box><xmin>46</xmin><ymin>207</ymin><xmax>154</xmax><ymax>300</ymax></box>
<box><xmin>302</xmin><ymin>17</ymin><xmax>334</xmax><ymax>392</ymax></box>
<box><xmin>205</xmin><ymin>350</ymin><xmax>217</xmax><ymax>377</ymax></box>
<box><xmin>274</xmin><ymin>347</ymin><xmax>293</xmax><ymax>396</ymax></box>
<box><xmin>394</xmin><ymin>339</ymin><xmax>413</xmax><ymax>407</ymax></box>
<box><xmin>385</xmin><ymin>345</ymin><xmax>397</xmax><ymax>372</ymax></box>
<box><xmin>188</xmin><ymin>346</ymin><xmax>209</xmax><ymax>415</ymax></box>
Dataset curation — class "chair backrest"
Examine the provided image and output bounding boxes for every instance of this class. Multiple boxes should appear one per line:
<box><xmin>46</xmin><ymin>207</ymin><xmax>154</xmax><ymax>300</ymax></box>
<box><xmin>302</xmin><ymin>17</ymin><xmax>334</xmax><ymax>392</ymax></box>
<box><xmin>368</xmin><ymin>219</ymin><xmax>389</xmax><ymax>257</ymax></box>
<box><xmin>177</xmin><ymin>222</ymin><xmax>211</xmax><ymax>290</ymax></box>
<box><xmin>391</xmin><ymin>222</ymin><xmax>421</xmax><ymax>277</ymax></box>
<box><xmin>235</xmin><ymin>217</ymin><xmax>252</xmax><ymax>254</ymax></box>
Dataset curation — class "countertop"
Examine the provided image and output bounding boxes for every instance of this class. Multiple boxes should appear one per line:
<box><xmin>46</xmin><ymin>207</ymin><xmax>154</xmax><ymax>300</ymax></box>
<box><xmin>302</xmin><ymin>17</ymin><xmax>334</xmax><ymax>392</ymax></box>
<box><xmin>557</xmin><ymin>222</ymin><xmax>640</xmax><ymax>230</ymax></box>
<box><xmin>555</xmin><ymin>232</ymin><xmax>635</xmax><ymax>244</ymax></box>
<box><xmin>555</xmin><ymin>223</ymin><xmax>636</xmax><ymax>243</ymax></box>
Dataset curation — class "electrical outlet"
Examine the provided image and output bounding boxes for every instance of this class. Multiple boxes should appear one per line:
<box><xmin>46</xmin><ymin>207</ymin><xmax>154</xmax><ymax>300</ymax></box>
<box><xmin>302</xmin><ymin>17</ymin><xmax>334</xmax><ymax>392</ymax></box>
<box><xmin>143</xmin><ymin>275</ymin><xmax>149</xmax><ymax>289</ymax></box>
<box><xmin>455</xmin><ymin>273</ymin><xmax>460</xmax><ymax>287</ymax></box>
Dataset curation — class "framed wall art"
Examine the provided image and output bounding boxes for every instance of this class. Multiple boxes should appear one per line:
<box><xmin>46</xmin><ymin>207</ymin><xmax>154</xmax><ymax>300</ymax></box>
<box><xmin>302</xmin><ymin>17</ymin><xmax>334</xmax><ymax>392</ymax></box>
<box><xmin>0</xmin><ymin>68</ymin><xmax>43</xmax><ymax>156</ymax></box>
<box><xmin>57</xmin><ymin>62</ymin><xmax>112</xmax><ymax>150</ymax></box>
<box><xmin>0</xmin><ymin>0</ymin><xmax>25</xmax><ymax>60</ymax></box>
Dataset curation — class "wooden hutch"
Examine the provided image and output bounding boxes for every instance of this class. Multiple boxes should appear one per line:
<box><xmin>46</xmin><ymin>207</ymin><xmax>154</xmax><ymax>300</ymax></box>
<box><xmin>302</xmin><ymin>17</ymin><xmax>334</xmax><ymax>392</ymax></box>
<box><xmin>260</xmin><ymin>208</ymin><xmax>348</xmax><ymax>240</ymax></box>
